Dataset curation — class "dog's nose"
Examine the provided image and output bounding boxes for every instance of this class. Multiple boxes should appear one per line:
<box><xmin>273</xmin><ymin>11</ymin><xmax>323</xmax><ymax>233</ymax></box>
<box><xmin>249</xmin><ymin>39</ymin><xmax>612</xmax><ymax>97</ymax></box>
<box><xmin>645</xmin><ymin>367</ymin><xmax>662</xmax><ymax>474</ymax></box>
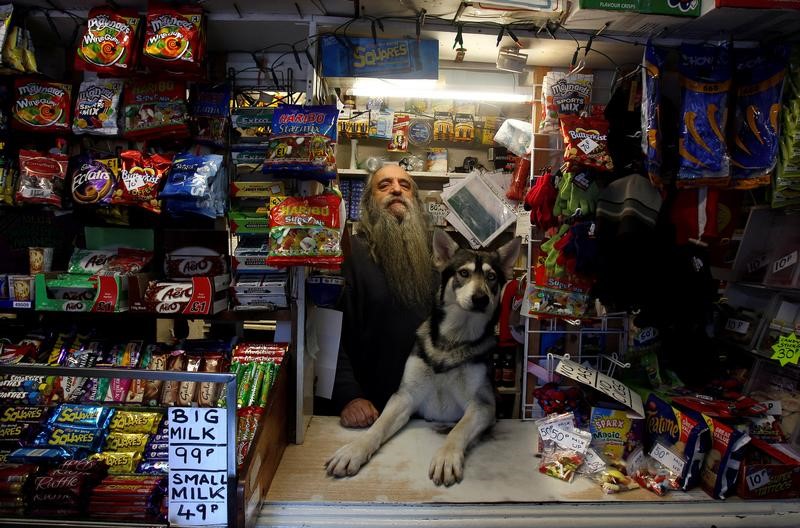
<box><xmin>471</xmin><ymin>294</ymin><xmax>489</xmax><ymax>310</ymax></box>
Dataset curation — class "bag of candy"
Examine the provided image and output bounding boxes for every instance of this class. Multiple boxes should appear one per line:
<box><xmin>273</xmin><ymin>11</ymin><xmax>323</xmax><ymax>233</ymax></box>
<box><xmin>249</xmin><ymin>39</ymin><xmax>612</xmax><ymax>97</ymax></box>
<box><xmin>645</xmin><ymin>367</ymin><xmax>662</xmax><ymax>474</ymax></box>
<box><xmin>264</xmin><ymin>104</ymin><xmax>338</xmax><ymax>180</ymax></box>
<box><xmin>142</xmin><ymin>2</ymin><xmax>205</xmax><ymax>75</ymax></box>
<box><xmin>72</xmin><ymin>79</ymin><xmax>123</xmax><ymax>136</ymax></box>
<box><xmin>730</xmin><ymin>45</ymin><xmax>789</xmax><ymax>190</ymax></box>
<box><xmin>76</xmin><ymin>7</ymin><xmax>140</xmax><ymax>75</ymax></box>
<box><xmin>12</xmin><ymin>78</ymin><xmax>72</xmax><ymax>134</ymax></box>
<box><xmin>111</xmin><ymin>150</ymin><xmax>172</xmax><ymax>213</ymax></box>
<box><xmin>16</xmin><ymin>150</ymin><xmax>69</xmax><ymax>207</ymax></box>
<box><xmin>535</xmin><ymin>412</ymin><xmax>592</xmax><ymax>483</ymax></box>
<box><xmin>122</xmin><ymin>79</ymin><xmax>189</xmax><ymax>140</ymax></box>
<box><xmin>561</xmin><ymin>115</ymin><xmax>614</xmax><ymax>172</ymax></box>
<box><xmin>161</xmin><ymin>152</ymin><xmax>226</xmax><ymax>218</ymax></box>
<box><xmin>0</xmin><ymin>157</ymin><xmax>16</xmax><ymax>206</ymax></box>
<box><xmin>540</xmin><ymin>71</ymin><xmax>593</xmax><ymax>133</ymax></box>
<box><xmin>71</xmin><ymin>156</ymin><xmax>118</xmax><ymax>206</ymax></box>
<box><xmin>192</xmin><ymin>83</ymin><xmax>230</xmax><ymax>147</ymax></box>
<box><xmin>677</xmin><ymin>43</ymin><xmax>731</xmax><ymax>188</ymax></box>
<box><xmin>266</xmin><ymin>192</ymin><xmax>344</xmax><ymax>268</ymax></box>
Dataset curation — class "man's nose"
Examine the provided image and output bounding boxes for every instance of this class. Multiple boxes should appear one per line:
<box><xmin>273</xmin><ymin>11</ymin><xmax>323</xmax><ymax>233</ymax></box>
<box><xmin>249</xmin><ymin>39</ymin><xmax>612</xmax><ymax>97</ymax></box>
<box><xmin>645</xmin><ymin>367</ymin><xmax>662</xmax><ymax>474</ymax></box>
<box><xmin>390</xmin><ymin>181</ymin><xmax>402</xmax><ymax>194</ymax></box>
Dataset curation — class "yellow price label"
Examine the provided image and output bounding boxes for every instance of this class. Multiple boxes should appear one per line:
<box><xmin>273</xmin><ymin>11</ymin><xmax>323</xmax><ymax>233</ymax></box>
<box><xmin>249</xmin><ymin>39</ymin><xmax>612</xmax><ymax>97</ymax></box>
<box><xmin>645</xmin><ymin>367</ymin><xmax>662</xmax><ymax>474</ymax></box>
<box><xmin>771</xmin><ymin>333</ymin><xmax>800</xmax><ymax>367</ymax></box>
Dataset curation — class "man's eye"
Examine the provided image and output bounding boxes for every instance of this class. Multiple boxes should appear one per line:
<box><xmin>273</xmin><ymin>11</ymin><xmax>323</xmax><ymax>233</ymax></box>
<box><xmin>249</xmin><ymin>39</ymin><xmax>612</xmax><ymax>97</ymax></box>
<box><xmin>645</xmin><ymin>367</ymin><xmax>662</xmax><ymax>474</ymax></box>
<box><xmin>458</xmin><ymin>270</ymin><xmax>469</xmax><ymax>278</ymax></box>
<box><xmin>486</xmin><ymin>272</ymin><xmax>496</xmax><ymax>281</ymax></box>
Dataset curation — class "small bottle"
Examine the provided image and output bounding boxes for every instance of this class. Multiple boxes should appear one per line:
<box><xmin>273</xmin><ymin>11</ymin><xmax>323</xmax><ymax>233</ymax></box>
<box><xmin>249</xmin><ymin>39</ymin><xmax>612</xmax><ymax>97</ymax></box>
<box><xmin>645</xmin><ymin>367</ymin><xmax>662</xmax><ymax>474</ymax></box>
<box><xmin>501</xmin><ymin>351</ymin><xmax>515</xmax><ymax>388</ymax></box>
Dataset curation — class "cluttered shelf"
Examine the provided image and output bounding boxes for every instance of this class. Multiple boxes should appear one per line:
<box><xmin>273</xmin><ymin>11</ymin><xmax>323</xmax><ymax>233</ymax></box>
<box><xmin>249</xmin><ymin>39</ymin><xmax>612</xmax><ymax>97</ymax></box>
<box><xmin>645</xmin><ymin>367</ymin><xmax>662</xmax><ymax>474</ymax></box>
<box><xmin>337</xmin><ymin>168</ymin><xmax>465</xmax><ymax>181</ymax></box>
<box><xmin>0</xmin><ymin>307</ymin><xmax>293</xmax><ymax>322</ymax></box>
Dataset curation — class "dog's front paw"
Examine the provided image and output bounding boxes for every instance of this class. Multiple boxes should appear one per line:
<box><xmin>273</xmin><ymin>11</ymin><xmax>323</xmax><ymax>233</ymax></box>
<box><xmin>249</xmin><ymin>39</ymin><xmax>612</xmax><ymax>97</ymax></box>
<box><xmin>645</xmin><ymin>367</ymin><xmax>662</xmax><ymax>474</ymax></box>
<box><xmin>428</xmin><ymin>445</ymin><xmax>464</xmax><ymax>486</ymax></box>
<box><xmin>325</xmin><ymin>440</ymin><xmax>372</xmax><ymax>478</ymax></box>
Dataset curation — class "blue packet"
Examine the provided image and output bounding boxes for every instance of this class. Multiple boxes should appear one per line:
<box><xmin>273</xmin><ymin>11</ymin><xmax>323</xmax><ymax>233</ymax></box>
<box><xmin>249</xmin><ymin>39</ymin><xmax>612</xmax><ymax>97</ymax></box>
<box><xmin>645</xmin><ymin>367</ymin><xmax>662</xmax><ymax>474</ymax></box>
<box><xmin>264</xmin><ymin>104</ymin><xmax>339</xmax><ymax>180</ymax></box>
<box><xmin>730</xmin><ymin>45</ymin><xmax>789</xmax><ymax>189</ymax></box>
<box><xmin>33</xmin><ymin>423</ymin><xmax>106</xmax><ymax>452</ymax></box>
<box><xmin>8</xmin><ymin>446</ymin><xmax>78</xmax><ymax>464</ymax></box>
<box><xmin>192</xmin><ymin>83</ymin><xmax>231</xmax><ymax>147</ymax></box>
<box><xmin>48</xmin><ymin>403</ymin><xmax>113</xmax><ymax>430</ymax></box>
<box><xmin>160</xmin><ymin>153</ymin><xmax>224</xmax><ymax>201</ymax></box>
<box><xmin>642</xmin><ymin>43</ymin><xmax>665</xmax><ymax>188</ymax></box>
<box><xmin>677</xmin><ymin>43</ymin><xmax>731</xmax><ymax>188</ymax></box>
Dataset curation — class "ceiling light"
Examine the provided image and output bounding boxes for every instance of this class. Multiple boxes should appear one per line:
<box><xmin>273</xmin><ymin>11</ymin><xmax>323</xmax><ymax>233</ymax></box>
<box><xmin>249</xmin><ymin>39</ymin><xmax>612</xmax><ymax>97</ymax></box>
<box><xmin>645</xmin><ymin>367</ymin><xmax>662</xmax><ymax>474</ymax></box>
<box><xmin>348</xmin><ymin>78</ymin><xmax>530</xmax><ymax>103</ymax></box>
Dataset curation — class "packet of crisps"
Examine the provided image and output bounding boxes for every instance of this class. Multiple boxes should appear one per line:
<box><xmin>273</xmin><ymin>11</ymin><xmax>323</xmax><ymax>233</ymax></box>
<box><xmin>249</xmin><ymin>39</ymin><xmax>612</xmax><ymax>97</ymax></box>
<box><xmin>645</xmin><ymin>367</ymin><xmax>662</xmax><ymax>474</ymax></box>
<box><xmin>71</xmin><ymin>156</ymin><xmax>118</xmax><ymax>206</ymax></box>
<box><xmin>12</xmin><ymin>78</ymin><xmax>72</xmax><ymax>134</ymax></box>
<box><xmin>76</xmin><ymin>7</ymin><xmax>140</xmax><ymax>75</ymax></box>
<box><xmin>72</xmin><ymin>79</ymin><xmax>123</xmax><ymax>136</ymax></box>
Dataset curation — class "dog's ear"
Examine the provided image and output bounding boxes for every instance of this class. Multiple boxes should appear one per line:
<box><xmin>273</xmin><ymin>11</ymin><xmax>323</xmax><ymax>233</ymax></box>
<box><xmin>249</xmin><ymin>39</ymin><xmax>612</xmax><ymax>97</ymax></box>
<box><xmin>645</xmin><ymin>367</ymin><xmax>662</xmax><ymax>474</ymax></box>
<box><xmin>432</xmin><ymin>228</ymin><xmax>459</xmax><ymax>270</ymax></box>
<box><xmin>496</xmin><ymin>237</ymin><xmax>522</xmax><ymax>279</ymax></box>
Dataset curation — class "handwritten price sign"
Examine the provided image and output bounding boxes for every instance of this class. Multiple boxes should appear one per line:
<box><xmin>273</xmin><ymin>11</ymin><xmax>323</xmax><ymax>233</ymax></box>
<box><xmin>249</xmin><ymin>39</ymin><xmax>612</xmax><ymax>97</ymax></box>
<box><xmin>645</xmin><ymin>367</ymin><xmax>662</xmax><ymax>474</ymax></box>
<box><xmin>555</xmin><ymin>358</ymin><xmax>644</xmax><ymax>418</ymax></box>
<box><xmin>771</xmin><ymin>333</ymin><xmax>800</xmax><ymax>367</ymax></box>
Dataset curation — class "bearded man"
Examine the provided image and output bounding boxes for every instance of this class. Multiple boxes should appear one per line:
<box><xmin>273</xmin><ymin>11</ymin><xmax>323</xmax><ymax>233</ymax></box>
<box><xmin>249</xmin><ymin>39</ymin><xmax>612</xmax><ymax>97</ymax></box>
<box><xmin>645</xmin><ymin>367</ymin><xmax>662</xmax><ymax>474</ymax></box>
<box><xmin>332</xmin><ymin>164</ymin><xmax>438</xmax><ymax>428</ymax></box>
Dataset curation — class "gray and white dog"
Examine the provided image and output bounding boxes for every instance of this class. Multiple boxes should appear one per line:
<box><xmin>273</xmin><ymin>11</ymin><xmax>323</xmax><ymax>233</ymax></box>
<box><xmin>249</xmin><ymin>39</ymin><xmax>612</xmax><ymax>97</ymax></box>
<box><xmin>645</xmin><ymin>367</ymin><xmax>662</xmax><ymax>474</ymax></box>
<box><xmin>326</xmin><ymin>229</ymin><xmax>521</xmax><ymax>486</ymax></box>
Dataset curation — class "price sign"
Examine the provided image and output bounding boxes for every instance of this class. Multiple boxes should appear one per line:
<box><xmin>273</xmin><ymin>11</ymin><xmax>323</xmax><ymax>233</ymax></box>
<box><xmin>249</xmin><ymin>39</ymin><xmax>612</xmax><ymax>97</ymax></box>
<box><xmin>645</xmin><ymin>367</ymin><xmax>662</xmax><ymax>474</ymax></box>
<box><xmin>771</xmin><ymin>333</ymin><xmax>800</xmax><ymax>367</ymax></box>
<box><xmin>627</xmin><ymin>447</ymin><xmax>645</xmax><ymax>472</ymax></box>
<box><xmin>538</xmin><ymin>423</ymin><xmax>590</xmax><ymax>452</ymax></box>
<box><xmin>746</xmin><ymin>468</ymin><xmax>770</xmax><ymax>491</ymax></box>
<box><xmin>725</xmin><ymin>318</ymin><xmax>750</xmax><ymax>335</ymax></box>
<box><xmin>169</xmin><ymin>408</ymin><xmax>228</xmax><ymax>526</ymax></box>
<box><xmin>772</xmin><ymin>250</ymin><xmax>798</xmax><ymax>274</ymax></box>
<box><xmin>581</xmin><ymin>448</ymin><xmax>606</xmax><ymax>473</ymax></box>
<box><xmin>746</xmin><ymin>254</ymin><xmax>768</xmax><ymax>274</ymax></box>
<box><xmin>649</xmin><ymin>442</ymin><xmax>686</xmax><ymax>476</ymax></box>
<box><xmin>761</xmin><ymin>400</ymin><xmax>783</xmax><ymax>416</ymax></box>
<box><xmin>556</xmin><ymin>358</ymin><xmax>644</xmax><ymax>418</ymax></box>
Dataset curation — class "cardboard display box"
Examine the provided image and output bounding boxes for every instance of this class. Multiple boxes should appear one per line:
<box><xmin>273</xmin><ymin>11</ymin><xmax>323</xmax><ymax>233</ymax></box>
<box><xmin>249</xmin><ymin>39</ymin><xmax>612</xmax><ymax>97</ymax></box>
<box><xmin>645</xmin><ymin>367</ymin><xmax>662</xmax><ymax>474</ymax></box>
<box><xmin>737</xmin><ymin>438</ymin><xmax>800</xmax><ymax>499</ymax></box>
<box><xmin>35</xmin><ymin>273</ymin><xmax>128</xmax><ymax>312</ymax></box>
<box><xmin>129</xmin><ymin>274</ymin><xmax>230</xmax><ymax>315</ymax></box>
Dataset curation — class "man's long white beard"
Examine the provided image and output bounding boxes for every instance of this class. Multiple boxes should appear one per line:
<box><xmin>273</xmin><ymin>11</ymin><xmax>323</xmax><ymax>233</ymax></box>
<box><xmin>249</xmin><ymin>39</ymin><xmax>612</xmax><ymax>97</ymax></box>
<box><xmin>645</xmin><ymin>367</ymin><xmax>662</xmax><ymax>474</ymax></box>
<box><xmin>360</xmin><ymin>194</ymin><xmax>433</xmax><ymax>312</ymax></box>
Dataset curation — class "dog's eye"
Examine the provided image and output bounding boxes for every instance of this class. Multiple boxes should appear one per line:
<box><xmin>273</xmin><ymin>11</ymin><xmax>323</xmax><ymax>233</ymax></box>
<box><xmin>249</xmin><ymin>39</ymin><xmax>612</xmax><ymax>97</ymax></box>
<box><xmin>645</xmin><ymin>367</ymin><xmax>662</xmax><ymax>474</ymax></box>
<box><xmin>458</xmin><ymin>269</ymin><xmax>469</xmax><ymax>278</ymax></box>
<box><xmin>486</xmin><ymin>272</ymin><xmax>496</xmax><ymax>281</ymax></box>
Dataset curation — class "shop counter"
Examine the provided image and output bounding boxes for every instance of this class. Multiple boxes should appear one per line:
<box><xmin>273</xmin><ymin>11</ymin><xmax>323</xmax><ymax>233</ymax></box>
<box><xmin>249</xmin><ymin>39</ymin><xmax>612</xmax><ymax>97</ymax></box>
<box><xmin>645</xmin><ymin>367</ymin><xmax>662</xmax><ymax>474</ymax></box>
<box><xmin>260</xmin><ymin>417</ymin><xmax>800</xmax><ymax>527</ymax></box>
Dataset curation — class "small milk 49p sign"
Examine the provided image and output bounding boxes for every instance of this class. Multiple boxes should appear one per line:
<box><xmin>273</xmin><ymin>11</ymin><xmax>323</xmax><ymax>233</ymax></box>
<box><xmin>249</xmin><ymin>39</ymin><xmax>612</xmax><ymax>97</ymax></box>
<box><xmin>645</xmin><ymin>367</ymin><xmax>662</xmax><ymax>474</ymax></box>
<box><xmin>169</xmin><ymin>408</ymin><xmax>229</xmax><ymax>526</ymax></box>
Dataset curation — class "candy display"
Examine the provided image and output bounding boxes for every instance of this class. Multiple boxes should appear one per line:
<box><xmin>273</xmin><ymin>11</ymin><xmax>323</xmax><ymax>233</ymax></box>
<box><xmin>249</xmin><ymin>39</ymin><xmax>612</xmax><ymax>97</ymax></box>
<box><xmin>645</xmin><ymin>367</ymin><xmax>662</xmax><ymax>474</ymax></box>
<box><xmin>267</xmin><ymin>192</ymin><xmax>344</xmax><ymax>267</ymax></box>
<box><xmin>121</xmin><ymin>80</ymin><xmax>189</xmax><ymax>140</ymax></box>
<box><xmin>142</xmin><ymin>2</ymin><xmax>205</xmax><ymax>75</ymax></box>
<box><xmin>112</xmin><ymin>150</ymin><xmax>172</xmax><ymax>213</ymax></box>
<box><xmin>15</xmin><ymin>150</ymin><xmax>69</xmax><ymax>207</ymax></box>
<box><xmin>540</xmin><ymin>71</ymin><xmax>594</xmax><ymax>133</ymax></box>
<box><xmin>560</xmin><ymin>115</ymin><xmax>614</xmax><ymax>172</ymax></box>
<box><xmin>264</xmin><ymin>104</ymin><xmax>339</xmax><ymax>179</ymax></box>
<box><xmin>70</xmin><ymin>156</ymin><xmax>118</xmax><ymax>206</ymax></box>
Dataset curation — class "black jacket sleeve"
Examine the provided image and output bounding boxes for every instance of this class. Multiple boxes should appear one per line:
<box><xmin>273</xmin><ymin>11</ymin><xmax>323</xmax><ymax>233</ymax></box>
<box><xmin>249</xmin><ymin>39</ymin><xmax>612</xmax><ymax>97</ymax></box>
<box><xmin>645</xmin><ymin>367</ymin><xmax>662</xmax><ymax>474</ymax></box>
<box><xmin>331</xmin><ymin>245</ymin><xmax>364</xmax><ymax>412</ymax></box>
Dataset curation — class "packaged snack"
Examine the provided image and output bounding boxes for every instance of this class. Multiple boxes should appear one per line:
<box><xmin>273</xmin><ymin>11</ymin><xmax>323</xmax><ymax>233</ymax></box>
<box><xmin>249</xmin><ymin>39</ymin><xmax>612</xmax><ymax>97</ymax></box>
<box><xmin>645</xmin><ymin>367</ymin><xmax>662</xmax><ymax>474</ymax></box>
<box><xmin>560</xmin><ymin>115</ymin><xmax>614</xmax><ymax>172</ymax></box>
<box><xmin>122</xmin><ymin>80</ymin><xmax>189</xmax><ymax>140</ymax></box>
<box><xmin>143</xmin><ymin>349</ymin><xmax>168</xmax><ymax>406</ymax></box>
<box><xmin>177</xmin><ymin>353</ymin><xmax>201</xmax><ymax>405</ymax></box>
<box><xmin>102</xmin><ymin>248</ymin><xmax>153</xmax><ymax>275</ymax></box>
<box><xmin>8</xmin><ymin>446</ymin><xmax>74</xmax><ymax>464</ymax></box>
<box><xmin>264</xmin><ymin>104</ymin><xmax>339</xmax><ymax>179</ymax></box>
<box><xmin>104</xmin><ymin>432</ymin><xmax>149</xmax><ymax>453</ymax></box>
<box><xmin>142</xmin><ymin>2</ymin><xmax>205</xmax><ymax>75</ymax></box>
<box><xmin>89</xmin><ymin>450</ymin><xmax>141</xmax><ymax>474</ymax></box>
<box><xmin>160</xmin><ymin>351</ymin><xmax>186</xmax><ymax>406</ymax></box>
<box><xmin>112</xmin><ymin>150</ymin><xmax>172</xmax><ymax>213</ymax></box>
<box><xmin>34</xmin><ymin>424</ymin><xmax>106</xmax><ymax>452</ymax></box>
<box><xmin>0</xmin><ymin>405</ymin><xmax>49</xmax><ymax>423</ymax></box>
<box><xmin>540</xmin><ymin>71</ymin><xmax>593</xmax><ymax>133</ymax></box>
<box><xmin>634</xmin><ymin>456</ymin><xmax>682</xmax><ymax>496</ymax></box>
<box><xmin>12</xmin><ymin>79</ymin><xmax>71</xmax><ymax>134</ymax></box>
<box><xmin>159</xmin><ymin>152</ymin><xmax>223</xmax><ymax>201</ymax></box>
<box><xmin>730</xmin><ymin>46</ymin><xmax>789</xmax><ymax>189</ymax></box>
<box><xmin>49</xmin><ymin>404</ymin><xmax>113</xmax><ymax>429</ymax></box>
<box><xmin>72</xmin><ymin>79</ymin><xmax>123</xmax><ymax>136</ymax></box>
<box><xmin>387</xmin><ymin>113</ymin><xmax>410</xmax><ymax>152</ymax></box>
<box><xmin>0</xmin><ymin>13</ymin><xmax>26</xmax><ymax>73</ymax></box>
<box><xmin>644</xmin><ymin>394</ymin><xmax>710</xmax><ymax>490</ymax></box>
<box><xmin>197</xmin><ymin>354</ymin><xmax>223</xmax><ymax>407</ymax></box>
<box><xmin>68</xmin><ymin>249</ymin><xmax>116</xmax><ymax>274</ymax></box>
<box><xmin>642</xmin><ymin>43</ymin><xmax>665</xmax><ymax>188</ymax></box>
<box><xmin>236</xmin><ymin>406</ymin><xmax>262</xmax><ymax>467</ymax></box>
<box><xmin>16</xmin><ymin>150</ymin><xmax>69</xmax><ymax>207</ymax></box>
<box><xmin>266</xmin><ymin>192</ymin><xmax>344</xmax><ymax>268</ymax></box>
<box><xmin>0</xmin><ymin>158</ymin><xmax>16</xmax><ymax>206</ymax></box>
<box><xmin>593</xmin><ymin>467</ymin><xmax>640</xmax><ymax>494</ymax></box>
<box><xmin>109</xmin><ymin>410</ymin><xmax>162</xmax><ymax>435</ymax></box>
<box><xmin>677</xmin><ymin>43</ymin><xmax>732</xmax><ymax>188</ymax></box>
<box><xmin>231</xmin><ymin>107</ymin><xmax>273</xmax><ymax>146</ymax></box>
<box><xmin>165</xmin><ymin>255</ymin><xmax>227</xmax><ymax>278</ymax></box>
<box><xmin>71</xmin><ymin>156</ymin><xmax>118</xmax><ymax>206</ymax></box>
<box><xmin>192</xmin><ymin>83</ymin><xmax>230</xmax><ymax>146</ymax></box>
<box><xmin>76</xmin><ymin>7</ymin><xmax>140</xmax><ymax>74</ymax></box>
<box><xmin>699</xmin><ymin>415</ymin><xmax>751</xmax><ymax>499</ymax></box>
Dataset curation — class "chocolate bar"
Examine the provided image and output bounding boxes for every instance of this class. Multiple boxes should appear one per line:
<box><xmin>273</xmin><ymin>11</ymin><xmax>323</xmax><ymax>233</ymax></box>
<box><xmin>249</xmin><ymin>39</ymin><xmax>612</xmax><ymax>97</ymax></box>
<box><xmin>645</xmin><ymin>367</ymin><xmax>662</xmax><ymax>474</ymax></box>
<box><xmin>165</xmin><ymin>255</ymin><xmax>228</xmax><ymax>278</ymax></box>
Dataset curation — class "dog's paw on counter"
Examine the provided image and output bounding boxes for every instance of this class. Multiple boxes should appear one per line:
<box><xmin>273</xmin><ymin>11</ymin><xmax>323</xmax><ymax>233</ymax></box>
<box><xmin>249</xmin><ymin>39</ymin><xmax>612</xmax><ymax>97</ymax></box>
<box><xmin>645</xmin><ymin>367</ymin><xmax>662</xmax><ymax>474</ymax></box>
<box><xmin>428</xmin><ymin>444</ymin><xmax>465</xmax><ymax>486</ymax></box>
<box><xmin>325</xmin><ymin>439</ymin><xmax>375</xmax><ymax>477</ymax></box>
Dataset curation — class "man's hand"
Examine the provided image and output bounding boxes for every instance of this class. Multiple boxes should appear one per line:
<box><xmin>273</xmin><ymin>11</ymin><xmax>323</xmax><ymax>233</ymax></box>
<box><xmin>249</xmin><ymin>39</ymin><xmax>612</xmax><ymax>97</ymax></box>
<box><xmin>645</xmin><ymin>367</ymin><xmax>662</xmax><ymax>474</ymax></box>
<box><xmin>340</xmin><ymin>398</ymin><xmax>378</xmax><ymax>428</ymax></box>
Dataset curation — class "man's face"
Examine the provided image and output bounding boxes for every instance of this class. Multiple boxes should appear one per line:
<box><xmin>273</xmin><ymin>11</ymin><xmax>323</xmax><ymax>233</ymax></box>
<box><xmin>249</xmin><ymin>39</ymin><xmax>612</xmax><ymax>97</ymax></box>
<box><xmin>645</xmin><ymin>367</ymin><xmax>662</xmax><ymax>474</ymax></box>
<box><xmin>371</xmin><ymin>165</ymin><xmax>414</xmax><ymax>219</ymax></box>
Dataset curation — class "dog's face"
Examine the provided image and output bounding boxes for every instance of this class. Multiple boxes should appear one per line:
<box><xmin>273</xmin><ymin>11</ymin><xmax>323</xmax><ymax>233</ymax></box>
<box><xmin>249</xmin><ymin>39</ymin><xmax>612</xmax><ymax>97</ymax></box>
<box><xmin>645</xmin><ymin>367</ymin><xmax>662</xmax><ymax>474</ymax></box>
<box><xmin>432</xmin><ymin>230</ymin><xmax>521</xmax><ymax>314</ymax></box>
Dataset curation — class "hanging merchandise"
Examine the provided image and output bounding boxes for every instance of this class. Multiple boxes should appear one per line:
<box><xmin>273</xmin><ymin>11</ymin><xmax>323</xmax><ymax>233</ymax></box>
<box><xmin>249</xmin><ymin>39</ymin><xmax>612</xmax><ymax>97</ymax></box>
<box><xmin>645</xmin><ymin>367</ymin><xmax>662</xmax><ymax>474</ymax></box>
<box><xmin>76</xmin><ymin>7</ymin><xmax>140</xmax><ymax>75</ymax></box>
<box><xmin>677</xmin><ymin>43</ymin><xmax>732</xmax><ymax>188</ymax></box>
<box><xmin>192</xmin><ymin>83</ymin><xmax>231</xmax><ymax>147</ymax></box>
<box><xmin>506</xmin><ymin>156</ymin><xmax>530</xmax><ymax>201</ymax></box>
<box><xmin>264</xmin><ymin>105</ymin><xmax>339</xmax><ymax>180</ymax></box>
<box><xmin>142</xmin><ymin>2</ymin><xmax>205</xmax><ymax>75</ymax></box>
<box><xmin>15</xmin><ymin>150</ymin><xmax>69</xmax><ymax>207</ymax></box>
<box><xmin>387</xmin><ymin>113</ymin><xmax>410</xmax><ymax>152</ymax></box>
<box><xmin>122</xmin><ymin>79</ymin><xmax>189</xmax><ymax>140</ymax></box>
<box><xmin>540</xmin><ymin>71</ymin><xmax>594</xmax><ymax>133</ymax></box>
<box><xmin>111</xmin><ymin>150</ymin><xmax>172</xmax><ymax>213</ymax></box>
<box><xmin>730</xmin><ymin>46</ymin><xmax>789</xmax><ymax>189</ymax></box>
<box><xmin>642</xmin><ymin>43</ymin><xmax>665</xmax><ymax>188</ymax></box>
<box><xmin>560</xmin><ymin>115</ymin><xmax>614</xmax><ymax>172</ymax></box>
<box><xmin>266</xmin><ymin>193</ymin><xmax>344</xmax><ymax>268</ymax></box>
<box><xmin>774</xmin><ymin>45</ymin><xmax>800</xmax><ymax>208</ymax></box>
<box><xmin>71</xmin><ymin>156</ymin><xmax>119</xmax><ymax>206</ymax></box>
<box><xmin>160</xmin><ymin>152</ymin><xmax>226</xmax><ymax>218</ymax></box>
<box><xmin>12</xmin><ymin>79</ymin><xmax>72</xmax><ymax>134</ymax></box>
<box><xmin>72</xmin><ymin>79</ymin><xmax>124</xmax><ymax>136</ymax></box>
<box><xmin>0</xmin><ymin>157</ymin><xmax>15</xmax><ymax>206</ymax></box>
<box><xmin>0</xmin><ymin>7</ymin><xmax>37</xmax><ymax>74</ymax></box>
<box><xmin>523</xmin><ymin>170</ymin><xmax>559</xmax><ymax>230</ymax></box>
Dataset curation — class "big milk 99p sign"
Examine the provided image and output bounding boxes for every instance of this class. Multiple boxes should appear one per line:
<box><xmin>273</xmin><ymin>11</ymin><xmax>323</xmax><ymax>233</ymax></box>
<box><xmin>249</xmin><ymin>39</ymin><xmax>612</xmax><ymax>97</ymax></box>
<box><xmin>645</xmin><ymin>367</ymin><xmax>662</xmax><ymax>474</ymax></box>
<box><xmin>169</xmin><ymin>408</ymin><xmax>229</xmax><ymax>526</ymax></box>
<box><xmin>320</xmin><ymin>35</ymin><xmax>438</xmax><ymax>79</ymax></box>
